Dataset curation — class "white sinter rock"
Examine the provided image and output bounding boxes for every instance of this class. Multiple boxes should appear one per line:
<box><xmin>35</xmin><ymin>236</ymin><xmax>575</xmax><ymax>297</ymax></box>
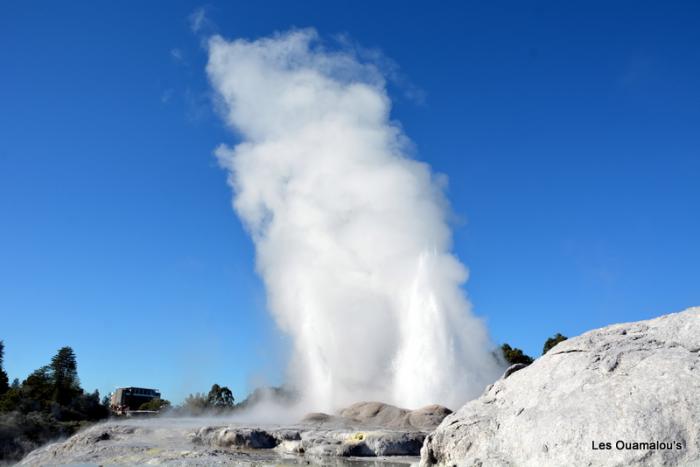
<box><xmin>18</xmin><ymin>402</ymin><xmax>451</xmax><ymax>465</ymax></box>
<box><xmin>420</xmin><ymin>307</ymin><xmax>700</xmax><ymax>467</ymax></box>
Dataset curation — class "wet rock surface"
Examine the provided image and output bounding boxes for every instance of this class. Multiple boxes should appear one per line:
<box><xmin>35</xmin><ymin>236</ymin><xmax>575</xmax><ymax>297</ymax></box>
<box><xmin>19</xmin><ymin>402</ymin><xmax>449</xmax><ymax>465</ymax></box>
<box><xmin>421</xmin><ymin>307</ymin><xmax>700</xmax><ymax>467</ymax></box>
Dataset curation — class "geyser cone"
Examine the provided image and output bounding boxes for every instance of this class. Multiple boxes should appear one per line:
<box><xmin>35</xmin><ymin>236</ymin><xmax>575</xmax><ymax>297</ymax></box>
<box><xmin>207</xmin><ymin>28</ymin><xmax>504</xmax><ymax>412</ymax></box>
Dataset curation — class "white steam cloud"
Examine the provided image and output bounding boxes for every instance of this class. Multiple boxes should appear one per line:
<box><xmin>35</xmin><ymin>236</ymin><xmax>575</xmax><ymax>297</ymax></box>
<box><xmin>207</xmin><ymin>29</ymin><xmax>503</xmax><ymax>411</ymax></box>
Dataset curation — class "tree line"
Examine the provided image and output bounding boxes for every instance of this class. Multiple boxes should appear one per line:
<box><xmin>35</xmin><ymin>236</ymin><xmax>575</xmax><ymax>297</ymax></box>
<box><xmin>0</xmin><ymin>340</ymin><xmax>257</xmax><ymax>462</ymax></box>
<box><xmin>132</xmin><ymin>383</ymin><xmax>238</xmax><ymax>414</ymax></box>
<box><xmin>0</xmin><ymin>342</ymin><xmax>109</xmax><ymax>463</ymax></box>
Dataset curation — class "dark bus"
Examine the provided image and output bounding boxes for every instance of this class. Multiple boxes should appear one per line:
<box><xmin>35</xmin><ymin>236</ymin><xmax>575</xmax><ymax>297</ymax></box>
<box><xmin>110</xmin><ymin>387</ymin><xmax>161</xmax><ymax>415</ymax></box>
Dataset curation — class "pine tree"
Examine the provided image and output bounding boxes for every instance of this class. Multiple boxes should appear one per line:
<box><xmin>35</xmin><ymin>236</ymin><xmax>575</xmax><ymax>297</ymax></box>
<box><xmin>50</xmin><ymin>347</ymin><xmax>80</xmax><ymax>404</ymax></box>
<box><xmin>0</xmin><ymin>340</ymin><xmax>9</xmax><ymax>395</ymax></box>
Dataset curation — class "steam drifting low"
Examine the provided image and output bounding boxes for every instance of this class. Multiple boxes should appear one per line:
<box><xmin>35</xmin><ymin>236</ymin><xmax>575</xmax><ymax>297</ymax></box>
<box><xmin>207</xmin><ymin>29</ymin><xmax>502</xmax><ymax>412</ymax></box>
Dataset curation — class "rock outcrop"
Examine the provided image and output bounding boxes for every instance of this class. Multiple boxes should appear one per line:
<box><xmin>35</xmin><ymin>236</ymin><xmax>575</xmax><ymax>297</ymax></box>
<box><xmin>336</xmin><ymin>401</ymin><xmax>452</xmax><ymax>431</ymax></box>
<box><xmin>421</xmin><ymin>307</ymin><xmax>700</xmax><ymax>467</ymax></box>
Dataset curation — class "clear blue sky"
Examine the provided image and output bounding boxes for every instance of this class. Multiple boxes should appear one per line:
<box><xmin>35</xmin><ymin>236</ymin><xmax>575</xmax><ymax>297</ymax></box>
<box><xmin>1</xmin><ymin>1</ymin><xmax>698</xmax><ymax>404</ymax></box>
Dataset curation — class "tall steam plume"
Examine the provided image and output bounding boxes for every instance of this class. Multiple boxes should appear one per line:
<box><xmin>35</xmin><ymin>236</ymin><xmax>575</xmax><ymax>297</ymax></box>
<box><xmin>207</xmin><ymin>29</ymin><xmax>503</xmax><ymax>411</ymax></box>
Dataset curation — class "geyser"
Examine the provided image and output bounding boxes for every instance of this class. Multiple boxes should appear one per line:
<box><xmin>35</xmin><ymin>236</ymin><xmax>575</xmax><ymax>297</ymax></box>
<box><xmin>207</xmin><ymin>29</ymin><xmax>503</xmax><ymax>411</ymax></box>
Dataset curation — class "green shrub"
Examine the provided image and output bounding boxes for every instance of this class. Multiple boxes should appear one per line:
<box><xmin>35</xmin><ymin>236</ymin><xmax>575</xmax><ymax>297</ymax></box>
<box><xmin>138</xmin><ymin>397</ymin><xmax>170</xmax><ymax>411</ymax></box>
<box><xmin>543</xmin><ymin>333</ymin><xmax>568</xmax><ymax>355</ymax></box>
<box><xmin>501</xmin><ymin>343</ymin><xmax>534</xmax><ymax>365</ymax></box>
